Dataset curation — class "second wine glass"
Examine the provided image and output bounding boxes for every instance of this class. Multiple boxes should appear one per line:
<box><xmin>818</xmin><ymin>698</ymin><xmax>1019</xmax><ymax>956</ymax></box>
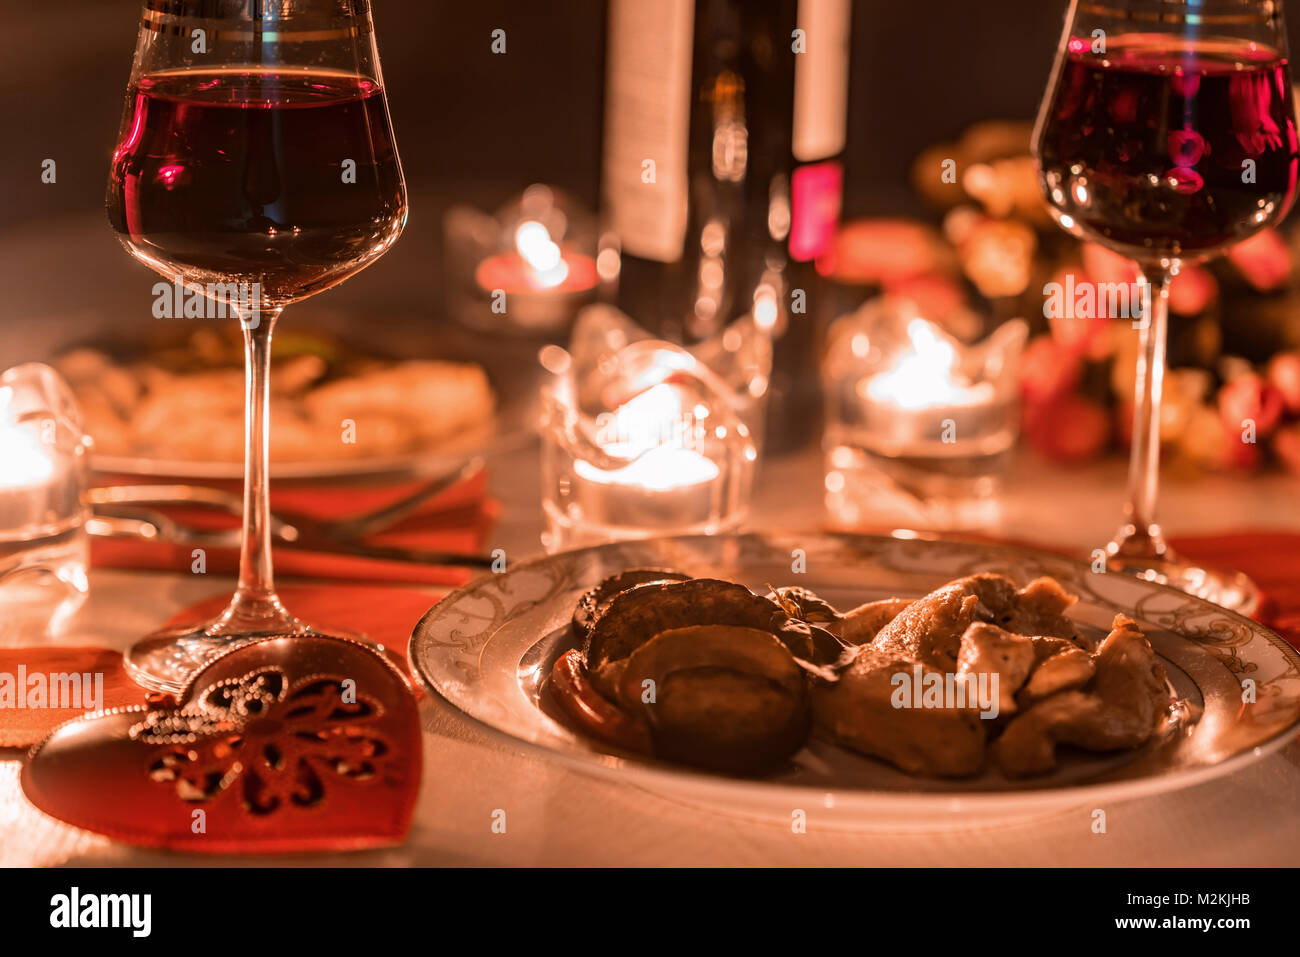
<box><xmin>1033</xmin><ymin>0</ymin><xmax>1299</xmax><ymax>612</ymax></box>
<box><xmin>106</xmin><ymin>0</ymin><xmax>407</xmax><ymax>692</ymax></box>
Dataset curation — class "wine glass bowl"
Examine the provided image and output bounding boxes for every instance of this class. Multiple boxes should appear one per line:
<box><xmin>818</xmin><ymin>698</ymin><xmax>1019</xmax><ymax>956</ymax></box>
<box><xmin>108</xmin><ymin>67</ymin><xmax>406</xmax><ymax>305</ymax></box>
<box><xmin>1037</xmin><ymin>32</ymin><xmax>1297</xmax><ymax>262</ymax></box>
<box><xmin>106</xmin><ymin>0</ymin><xmax>406</xmax><ymax>692</ymax></box>
<box><xmin>1033</xmin><ymin>0</ymin><xmax>1299</xmax><ymax>611</ymax></box>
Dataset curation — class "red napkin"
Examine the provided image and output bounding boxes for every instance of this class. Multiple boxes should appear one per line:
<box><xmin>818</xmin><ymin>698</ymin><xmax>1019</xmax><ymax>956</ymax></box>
<box><xmin>1170</xmin><ymin>532</ymin><xmax>1300</xmax><ymax>651</ymax></box>
<box><xmin>0</xmin><ymin>647</ymin><xmax>136</xmax><ymax>748</ymax></box>
<box><xmin>0</xmin><ymin>584</ymin><xmax>439</xmax><ymax>749</ymax></box>
<box><xmin>90</xmin><ymin>469</ymin><xmax>496</xmax><ymax>587</ymax></box>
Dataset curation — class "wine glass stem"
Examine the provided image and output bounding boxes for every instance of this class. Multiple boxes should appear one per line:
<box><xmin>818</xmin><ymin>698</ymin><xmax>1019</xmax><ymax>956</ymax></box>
<box><xmin>1118</xmin><ymin>262</ymin><xmax>1175</xmax><ymax>561</ymax></box>
<box><xmin>224</xmin><ymin>307</ymin><xmax>293</xmax><ymax>631</ymax></box>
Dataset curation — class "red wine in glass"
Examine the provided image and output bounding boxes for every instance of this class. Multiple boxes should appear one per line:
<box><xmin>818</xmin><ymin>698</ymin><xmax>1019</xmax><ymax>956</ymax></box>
<box><xmin>1033</xmin><ymin>3</ymin><xmax>1299</xmax><ymax>614</ymax></box>
<box><xmin>1037</xmin><ymin>36</ymin><xmax>1299</xmax><ymax>259</ymax></box>
<box><xmin>105</xmin><ymin>1</ymin><xmax>408</xmax><ymax>693</ymax></box>
<box><xmin>108</xmin><ymin>67</ymin><xmax>405</xmax><ymax>302</ymax></box>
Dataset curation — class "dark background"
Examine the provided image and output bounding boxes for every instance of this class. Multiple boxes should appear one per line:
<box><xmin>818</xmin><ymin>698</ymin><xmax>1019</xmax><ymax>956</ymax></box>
<box><xmin>3</xmin><ymin>0</ymin><xmax>1071</xmax><ymax>226</ymax></box>
<box><xmin>5</xmin><ymin>0</ymin><xmax>1300</xmax><ymax>358</ymax></box>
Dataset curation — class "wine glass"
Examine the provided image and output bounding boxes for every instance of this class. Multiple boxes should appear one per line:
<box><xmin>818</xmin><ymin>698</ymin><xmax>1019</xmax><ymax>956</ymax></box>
<box><xmin>1033</xmin><ymin>0</ymin><xmax>1298</xmax><ymax>612</ymax></box>
<box><xmin>106</xmin><ymin>0</ymin><xmax>407</xmax><ymax>692</ymax></box>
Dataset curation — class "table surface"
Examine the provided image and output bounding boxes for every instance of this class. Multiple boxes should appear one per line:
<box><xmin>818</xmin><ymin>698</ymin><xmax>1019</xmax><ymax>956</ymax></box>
<box><xmin>2</xmin><ymin>444</ymin><xmax>1299</xmax><ymax>866</ymax></box>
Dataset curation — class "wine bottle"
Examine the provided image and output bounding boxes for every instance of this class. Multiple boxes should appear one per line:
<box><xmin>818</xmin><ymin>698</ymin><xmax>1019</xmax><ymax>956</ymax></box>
<box><xmin>745</xmin><ymin>0</ymin><xmax>852</xmax><ymax>451</ymax></box>
<box><xmin>601</xmin><ymin>0</ymin><xmax>851</xmax><ymax>445</ymax></box>
<box><xmin>601</xmin><ymin>0</ymin><xmax>747</xmax><ymax>343</ymax></box>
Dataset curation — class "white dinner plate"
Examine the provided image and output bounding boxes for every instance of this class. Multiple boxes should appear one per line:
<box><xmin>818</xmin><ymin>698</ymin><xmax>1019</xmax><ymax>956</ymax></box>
<box><xmin>408</xmin><ymin>532</ymin><xmax>1300</xmax><ymax>829</ymax></box>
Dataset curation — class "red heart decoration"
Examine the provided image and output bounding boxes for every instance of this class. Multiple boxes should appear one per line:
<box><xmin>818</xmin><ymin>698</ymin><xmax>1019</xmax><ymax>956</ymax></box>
<box><xmin>21</xmin><ymin>634</ymin><xmax>421</xmax><ymax>854</ymax></box>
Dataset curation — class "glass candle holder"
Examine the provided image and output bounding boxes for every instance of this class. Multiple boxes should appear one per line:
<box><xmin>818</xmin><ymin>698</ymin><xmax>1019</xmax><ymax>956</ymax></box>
<box><xmin>444</xmin><ymin>184</ymin><xmax>605</xmax><ymax>337</ymax></box>
<box><xmin>540</xmin><ymin>305</ymin><xmax>769</xmax><ymax>551</ymax></box>
<box><xmin>0</xmin><ymin>363</ymin><xmax>91</xmax><ymax>642</ymax></box>
<box><xmin>823</xmin><ymin>298</ymin><xmax>1027</xmax><ymax>531</ymax></box>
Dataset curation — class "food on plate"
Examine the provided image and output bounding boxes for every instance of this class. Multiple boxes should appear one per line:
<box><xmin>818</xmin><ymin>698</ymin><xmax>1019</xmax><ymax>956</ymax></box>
<box><xmin>992</xmin><ymin>615</ymin><xmax>1169</xmax><ymax>777</ymax></box>
<box><xmin>572</xmin><ymin>569</ymin><xmax>692</xmax><ymax>644</ymax></box>
<box><xmin>548</xmin><ymin>568</ymin><xmax>1173</xmax><ymax>780</ymax></box>
<box><xmin>582</xmin><ymin>577</ymin><xmax>817</xmax><ymax>700</ymax></box>
<box><xmin>617</xmin><ymin>625</ymin><xmax>811</xmax><ymax>774</ymax></box>
<box><xmin>53</xmin><ymin>328</ymin><xmax>494</xmax><ymax>465</ymax></box>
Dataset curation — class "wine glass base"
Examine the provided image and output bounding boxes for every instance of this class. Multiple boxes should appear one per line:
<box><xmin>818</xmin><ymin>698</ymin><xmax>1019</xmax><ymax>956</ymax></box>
<box><xmin>124</xmin><ymin>619</ymin><xmax>368</xmax><ymax>696</ymax></box>
<box><xmin>1106</xmin><ymin>553</ymin><xmax>1261</xmax><ymax>616</ymax></box>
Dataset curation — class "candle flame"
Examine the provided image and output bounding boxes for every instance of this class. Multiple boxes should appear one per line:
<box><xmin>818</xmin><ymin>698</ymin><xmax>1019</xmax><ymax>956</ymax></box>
<box><xmin>0</xmin><ymin>386</ymin><xmax>56</xmax><ymax>488</ymax></box>
<box><xmin>515</xmin><ymin>220</ymin><xmax>570</xmax><ymax>288</ymax></box>
<box><xmin>863</xmin><ymin>318</ymin><xmax>993</xmax><ymax>410</ymax></box>
<box><xmin>577</xmin><ymin>382</ymin><xmax>719</xmax><ymax>490</ymax></box>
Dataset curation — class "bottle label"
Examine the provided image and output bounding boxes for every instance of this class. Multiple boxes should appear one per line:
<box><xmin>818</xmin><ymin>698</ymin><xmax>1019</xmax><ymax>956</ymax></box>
<box><xmin>602</xmin><ymin>0</ymin><xmax>695</xmax><ymax>263</ymax></box>
<box><xmin>790</xmin><ymin>160</ymin><xmax>842</xmax><ymax>262</ymax></box>
<box><xmin>793</xmin><ymin>0</ymin><xmax>851</xmax><ymax>162</ymax></box>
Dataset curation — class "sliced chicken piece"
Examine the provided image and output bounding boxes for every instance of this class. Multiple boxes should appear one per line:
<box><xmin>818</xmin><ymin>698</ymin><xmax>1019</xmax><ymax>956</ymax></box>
<box><xmin>1089</xmin><ymin>614</ymin><xmax>1169</xmax><ymax>730</ymax></box>
<box><xmin>811</xmin><ymin>648</ymin><xmax>986</xmax><ymax>777</ymax></box>
<box><xmin>870</xmin><ymin>573</ymin><xmax>1076</xmax><ymax>671</ymax></box>
<box><xmin>1019</xmin><ymin>636</ymin><xmax>1095</xmax><ymax>704</ymax></box>
<box><xmin>870</xmin><ymin>574</ymin><xmax>1017</xmax><ymax>671</ymax></box>
<box><xmin>993</xmin><ymin>615</ymin><xmax>1170</xmax><ymax>777</ymax></box>
<box><xmin>995</xmin><ymin>577</ymin><xmax>1081</xmax><ymax>640</ymax></box>
<box><xmin>956</xmin><ymin>622</ymin><xmax>1036</xmax><ymax>717</ymax></box>
<box><xmin>816</xmin><ymin>574</ymin><xmax>1087</xmax><ymax>777</ymax></box>
<box><xmin>837</xmin><ymin>598</ymin><xmax>913</xmax><ymax>645</ymax></box>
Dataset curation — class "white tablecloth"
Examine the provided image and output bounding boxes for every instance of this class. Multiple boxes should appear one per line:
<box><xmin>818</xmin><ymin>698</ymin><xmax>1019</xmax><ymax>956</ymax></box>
<box><xmin>3</xmin><ymin>447</ymin><xmax>1298</xmax><ymax>866</ymax></box>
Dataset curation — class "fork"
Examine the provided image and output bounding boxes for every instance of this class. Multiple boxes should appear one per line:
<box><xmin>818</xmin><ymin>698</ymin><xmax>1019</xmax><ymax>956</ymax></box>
<box><xmin>87</xmin><ymin>456</ymin><xmax>493</xmax><ymax>569</ymax></box>
<box><xmin>88</xmin><ymin>456</ymin><xmax>484</xmax><ymax>541</ymax></box>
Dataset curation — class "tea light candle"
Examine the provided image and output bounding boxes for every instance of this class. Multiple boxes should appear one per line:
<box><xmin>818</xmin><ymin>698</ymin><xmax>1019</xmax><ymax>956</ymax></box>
<box><xmin>541</xmin><ymin>342</ymin><xmax>757</xmax><ymax>550</ymax></box>
<box><xmin>0</xmin><ymin>386</ymin><xmax>57</xmax><ymax>491</ymax></box>
<box><xmin>822</xmin><ymin>301</ymin><xmax>1026</xmax><ymax>531</ymax></box>
<box><xmin>859</xmin><ymin>318</ymin><xmax>999</xmax><ymax>447</ymax></box>
<box><xmin>575</xmin><ymin>383</ymin><xmax>720</xmax><ymax>492</ymax></box>
<box><xmin>475</xmin><ymin>219</ymin><xmax>598</xmax><ymax>330</ymax></box>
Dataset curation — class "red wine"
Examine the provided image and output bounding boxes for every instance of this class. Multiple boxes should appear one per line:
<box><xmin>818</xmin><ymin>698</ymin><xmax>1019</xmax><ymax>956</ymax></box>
<box><xmin>108</xmin><ymin>68</ymin><xmax>405</xmax><ymax>303</ymax></box>
<box><xmin>1037</xmin><ymin>38</ymin><xmax>1299</xmax><ymax>258</ymax></box>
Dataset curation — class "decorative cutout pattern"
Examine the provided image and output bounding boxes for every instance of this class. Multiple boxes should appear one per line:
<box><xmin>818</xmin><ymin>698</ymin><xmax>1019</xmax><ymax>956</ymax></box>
<box><xmin>131</xmin><ymin>668</ymin><xmax>389</xmax><ymax>814</ymax></box>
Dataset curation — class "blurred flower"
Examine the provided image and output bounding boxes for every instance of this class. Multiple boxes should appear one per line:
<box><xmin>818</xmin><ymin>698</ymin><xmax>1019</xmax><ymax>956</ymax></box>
<box><xmin>1218</xmin><ymin>372</ymin><xmax>1285</xmax><ymax>439</ymax></box>
<box><xmin>1019</xmin><ymin>333</ymin><xmax>1082</xmax><ymax>409</ymax></box>
<box><xmin>1273</xmin><ymin>423</ymin><xmax>1300</xmax><ymax>476</ymax></box>
<box><xmin>1167</xmin><ymin>264</ymin><xmax>1218</xmax><ymax>316</ymax></box>
<box><xmin>1081</xmin><ymin>242</ymin><xmax>1217</xmax><ymax>316</ymax></box>
<box><xmin>958</xmin><ymin>218</ymin><xmax>1036</xmax><ymax>298</ymax></box>
<box><xmin>1025</xmin><ymin>394</ymin><xmax>1110</xmax><ymax>463</ymax></box>
<box><xmin>1265</xmin><ymin>351</ymin><xmax>1300</xmax><ymax>415</ymax></box>
<box><xmin>1228</xmin><ymin>228</ymin><xmax>1292</xmax><ymax>292</ymax></box>
<box><xmin>1179</xmin><ymin>403</ymin><xmax>1262</xmax><ymax>472</ymax></box>
<box><xmin>1045</xmin><ymin>266</ymin><xmax>1112</xmax><ymax>359</ymax></box>
<box><xmin>821</xmin><ymin>218</ymin><xmax>953</xmax><ymax>286</ymax></box>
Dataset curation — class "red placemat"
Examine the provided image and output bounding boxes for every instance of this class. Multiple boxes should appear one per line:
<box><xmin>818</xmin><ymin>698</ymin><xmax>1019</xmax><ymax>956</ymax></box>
<box><xmin>0</xmin><ymin>647</ymin><xmax>136</xmax><ymax>749</ymax></box>
<box><xmin>0</xmin><ymin>584</ymin><xmax>440</xmax><ymax>749</ymax></box>
<box><xmin>1171</xmin><ymin>532</ymin><xmax>1300</xmax><ymax>650</ymax></box>
<box><xmin>90</xmin><ymin>469</ymin><xmax>496</xmax><ymax>587</ymax></box>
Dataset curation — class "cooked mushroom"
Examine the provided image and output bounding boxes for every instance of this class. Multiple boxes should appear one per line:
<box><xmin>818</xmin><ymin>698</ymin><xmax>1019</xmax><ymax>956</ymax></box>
<box><xmin>584</xmin><ymin>579</ymin><xmax>813</xmax><ymax>698</ymax></box>
<box><xmin>571</xmin><ymin>569</ymin><xmax>691</xmax><ymax>644</ymax></box>
<box><xmin>618</xmin><ymin>625</ymin><xmax>811</xmax><ymax>774</ymax></box>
